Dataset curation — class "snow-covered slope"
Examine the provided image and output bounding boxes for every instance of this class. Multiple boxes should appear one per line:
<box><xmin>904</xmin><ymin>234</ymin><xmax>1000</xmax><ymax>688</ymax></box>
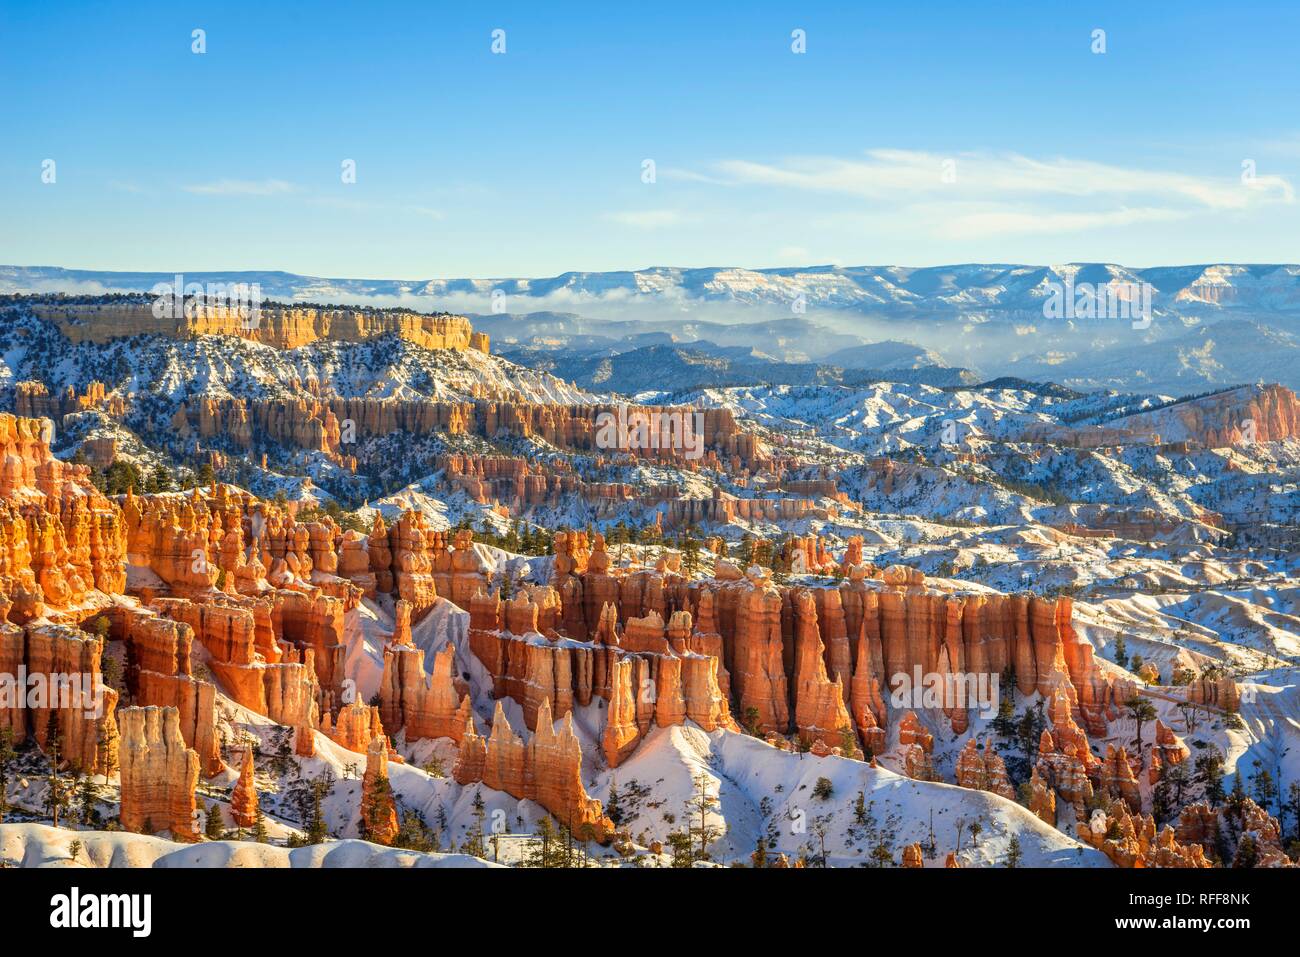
<box><xmin>0</xmin><ymin>823</ymin><xmax>499</xmax><ymax>868</ymax></box>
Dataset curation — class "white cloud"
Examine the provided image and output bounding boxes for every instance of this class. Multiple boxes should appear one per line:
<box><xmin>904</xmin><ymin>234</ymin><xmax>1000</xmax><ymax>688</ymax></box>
<box><xmin>710</xmin><ymin>149</ymin><xmax>1294</xmax><ymax>208</ymax></box>
<box><xmin>183</xmin><ymin>179</ymin><xmax>298</xmax><ymax>196</ymax></box>
<box><xmin>689</xmin><ymin>148</ymin><xmax>1294</xmax><ymax>241</ymax></box>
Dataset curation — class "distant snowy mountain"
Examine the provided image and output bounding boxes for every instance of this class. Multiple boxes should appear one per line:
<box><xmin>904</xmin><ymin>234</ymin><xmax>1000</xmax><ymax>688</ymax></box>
<box><xmin>8</xmin><ymin>263</ymin><xmax>1300</xmax><ymax>391</ymax></box>
<box><xmin>12</xmin><ymin>261</ymin><xmax>1300</xmax><ymax>319</ymax></box>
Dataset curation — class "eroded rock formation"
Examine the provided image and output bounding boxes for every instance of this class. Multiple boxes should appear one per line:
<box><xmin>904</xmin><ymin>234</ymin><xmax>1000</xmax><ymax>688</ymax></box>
<box><xmin>454</xmin><ymin>699</ymin><xmax>613</xmax><ymax>843</ymax></box>
<box><xmin>118</xmin><ymin>706</ymin><xmax>200</xmax><ymax>841</ymax></box>
<box><xmin>359</xmin><ymin>734</ymin><xmax>400</xmax><ymax>846</ymax></box>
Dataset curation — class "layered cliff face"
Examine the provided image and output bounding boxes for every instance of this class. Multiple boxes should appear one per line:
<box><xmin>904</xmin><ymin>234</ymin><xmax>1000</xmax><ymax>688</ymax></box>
<box><xmin>378</xmin><ymin>603</ymin><xmax>472</xmax><ymax>745</ymax></box>
<box><xmin>791</xmin><ymin>589</ymin><xmax>855</xmax><ymax>753</ymax></box>
<box><xmin>439</xmin><ymin>453</ymin><xmax>659</xmax><ymax>516</ymax></box>
<box><xmin>535</xmin><ymin>544</ymin><xmax>1129</xmax><ymax>771</ymax></box>
<box><xmin>465</xmin><ymin>582</ymin><xmax>734</xmax><ymax>768</ymax></box>
<box><xmin>149</xmin><ymin>594</ymin><xmax>320</xmax><ymax>751</ymax></box>
<box><xmin>119</xmin><ymin>611</ymin><xmax>223</xmax><ymax>776</ymax></box>
<box><xmin>1108</xmin><ymin>383</ymin><xmax>1300</xmax><ymax>447</ymax></box>
<box><xmin>118</xmin><ymin>706</ymin><xmax>200</xmax><ymax>841</ymax></box>
<box><xmin>33</xmin><ymin>301</ymin><xmax>489</xmax><ymax>353</ymax></box>
<box><xmin>2</xmin><ymin>623</ymin><xmax>119</xmax><ymax>775</ymax></box>
<box><xmin>0</xmin><ymin>415</ymin><xmax>127</xmax><ymax>606</ymax></box>
<box><xmin>453</xmin><ymin>699</ymin><xmax>613</xmax><ymax>843</ymax></box>
<box><xmin>182</xmin><ymin>396</ymin><xmax>762</xmax><ymax>470</ymax></box>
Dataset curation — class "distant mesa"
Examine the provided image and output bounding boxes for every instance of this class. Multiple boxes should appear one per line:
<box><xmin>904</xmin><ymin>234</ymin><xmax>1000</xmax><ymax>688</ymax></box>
<box><xmin>30</xmin><ymin>300</ymin><xmax>491</xmax><ymax>353</ymax></box>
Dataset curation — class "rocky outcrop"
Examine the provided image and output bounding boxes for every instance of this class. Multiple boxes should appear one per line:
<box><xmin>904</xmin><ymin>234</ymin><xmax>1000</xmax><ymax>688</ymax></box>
<box><xmin>16</xmin><ymin>623</ymin><xmax>119</xmax><ymax>775</ymax></box>
<box><xmin>360</xmin><ymin>735</ymin><xmax>399</xmax><ymax>846</ymax></box>
<box><xmin>34</xmin><ymin>301</ymin><xmax>489</xmax><ymax>352</ymax></box>
<box><xmin>1084</xmin><ymin>798</ymin><xmax>1212</xmax><ymax>868</ymax></box>
<box><xmin>730</xmin><ymin>567</ymin><xmax>789</xmax><ymax>734</ymax></box>
<box><xmin>384</xmin><ymin>512</ymin><xmax>440</xmax><ymax>615</ymax></box>
<box><xmin>1100</xmin><ymin>744</ymin><xmax>1142</xmax><ymax>813</ymax></box>
<box><xmin>1186</xmin><ymin>672</ymin><xmax>1240</xmax><ymax>713</ymax></box>
<box><xmin>1174</xmin><ymin>798</ymin><xmax>1291</xmax><ymax>868</ymax></box>
<box><xmin>322</xmin><ymin>699</ymin><xmax>386</xmax><ymax>754</ymax></box>
<box><xmin>1027</xmin><ymin>766</ymin><xmax>1056</xmax><ymax>825</ymax></box>
<box><xmin>378</xmin><ymin>635</ymin><xmax>471</xmax><ymax>744</ymax></box>
<box><xmin>229</xmin><ymin>747</ymin><xmax>259</xmax><ymax>829</ymax></box>
<box><xmin>118</xmin><ymin>706</ymin><xmax>200</xmax><ymax>841</ymax></box>
<box><xmin>791</xmin><ymin>590</ymin><xmax>855</xmax><ymax>753</ymax></box>
<box><xmin>134</xmin><ymin>670</ymin><xmax>222</xmax><ymax>777</ymax></box>
<box><xmin>897</xmin><ymin>711</ymin><xmax>933</xmax><ymax>752</ymax></box>
<box><xmin>184</xmin><ymin>397</ymin><xmax>761</xmax><ymax>470</ymax></box>
<box><xmin>954</xmin><ymin>738</ymin><xmax>1015</xmax><ymax>800</ymax></box>
<box><xmin>150</xmin><ymin>593</ymin><xmax>320</xmax><ymax>749</ymax></box>
<box><xmin>1107</xmin><ymin>383</ymin><xmax>1300</xmax><ymax>448</ymax></box>
<box><xmin>602</xmin><ymin>657</ymin><xmax>642</xmax><ymax>768</ymax></box>
<box><xmin>0</xmin><ymin>417</ymin><xmax>127</xmax><ymax>603</ymax></box>
<box><xmin>454</xmin><ymin>699</ymin><xmax>613</xmax><ymax>843</ymax></box>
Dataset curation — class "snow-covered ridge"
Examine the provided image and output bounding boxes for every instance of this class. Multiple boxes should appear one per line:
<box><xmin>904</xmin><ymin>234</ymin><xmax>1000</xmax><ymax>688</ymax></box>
<box><xmin>12</xmin><ymin>262</ymin><xmax>1300</xmax><ymax>317</ymax></box>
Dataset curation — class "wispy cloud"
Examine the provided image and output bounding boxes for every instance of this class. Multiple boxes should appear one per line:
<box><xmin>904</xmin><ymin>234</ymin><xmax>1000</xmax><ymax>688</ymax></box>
<box><xmin>604</xmin><ymin>209</ymin><xmax>686</xmax><ymax>228</ymax></box>
<box><xmin>183</xmin><ymin>178</ymin><xmax>298</xmax><ymax>196</ymax></box>
<box><xmin>680</xmin><ymin>149</ymin><xmax>1294</xmax><ymax>240</ymax></box>
<box><xmin>708</xmin><ymin>149</ymin><xmax>1294</xmax><ymax>209</ymax></box>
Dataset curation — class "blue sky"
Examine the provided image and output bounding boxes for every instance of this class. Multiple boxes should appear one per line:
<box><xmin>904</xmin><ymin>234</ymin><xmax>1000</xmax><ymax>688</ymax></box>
<box><xmin>4</xmin><ymin>0</ymin><xmax>1300</xmax><ymax>277</ymax></box>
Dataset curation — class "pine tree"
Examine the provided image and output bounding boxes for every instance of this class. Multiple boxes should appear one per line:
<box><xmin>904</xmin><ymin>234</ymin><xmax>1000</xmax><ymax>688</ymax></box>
<box><xmin>606</xmin><ymin>782</ymin><xmax>623</xmax><ymax>826</ymax></box>
<box><xmin>304</xmin><ymin>773</ymin><xmax>333</xmax><ymax>844</ymax></box>
<box><xmin>76</xmin><ymin>774</ymin><xmax>100</xmax><ymax>826</ymax></box>
<box><xmin>204</xmin><ymin>803</ymin><xmax>224</xmax><ymax>840</ymax></box>
<box><xmin>1016</xmin><ymin>702</ymin><xmax>1046</xmax><ymax>764</ymax></box>
<box><xmin>1196</xmin><ymin>751</ymin><xmax>1227</xmax><ymax>807</ymax></box>
<box><xmin>44</xmin><ymin>716</ymin><xmax>69</xmax><ymax>828</ymax></box>
<box><xmin>252</xmin><ymin>804</ymin><xmax>270</xmax><ymax>844</ymax></box>
<box><xmin>992</xmin><ymin>690</ymin><xmax>1016</xmax><ymax>738</ymax></box>
<box><xmin>686</xmin><ymin>772</ymin><xmax>721</xmax><ymax>862</ymax></box>
<box><xmin>1232</xmin><ymin>834</ymin><xmax>1259</xmax><ymax>868</ymax></box>
<box><xmin>1250</xmin><ymin>761</ymin><xmax>1278</xmax><ymax>815</ymax></box>
<box><xmin>1284</xmin><ymin>782</ymin><xmax>1300</xmax><ymax>844</ymax></box>
<box><xmin>1005</xmin><ymin>834</ymin><xmax>1023</xmax><ymax>868</ymax></box>
<box><xmin>526</xmin><ymin>816</ymin><xmax>565</xmax><ymax>868</ymax></box>
<box><xmin>1124</xmin><ymin>696</ymin><xmax>1157</xmax><ymax>767</ymax></box>
<box><xmin>462</xmin><ymin>790</ymin><xmax>488</xmax><ymax>858</ymax></box>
